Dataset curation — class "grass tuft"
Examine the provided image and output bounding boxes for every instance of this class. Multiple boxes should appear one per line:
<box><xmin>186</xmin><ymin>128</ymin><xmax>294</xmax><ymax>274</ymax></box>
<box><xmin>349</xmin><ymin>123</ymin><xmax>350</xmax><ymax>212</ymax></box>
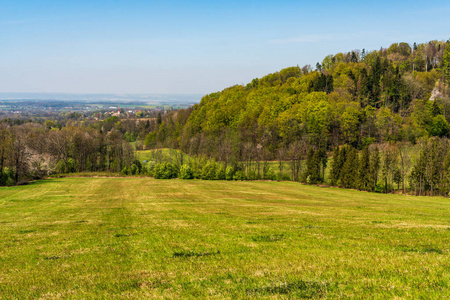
<box><xmin>246</xmin><ymin>280</ymin><xmax>328</xmax><ymax>298</ymax></box>
<box><xmin>18</xmin><ymin>229</ymin><xmax>37</xmax><ymax>234</ymax></box>
<box><xmin>173</xmin><ymin>250</ymin><xmax>220</xmax><ymax>258</ymax></box>
<box><xmin>398</xmin><ymin>245</ymin><xmax>444</xmax><ymax>254</ymax></box>
<box><xmin>252</xmin><ymin>234</ymin><xmax>284</xmax><ymax>242</ymax></box>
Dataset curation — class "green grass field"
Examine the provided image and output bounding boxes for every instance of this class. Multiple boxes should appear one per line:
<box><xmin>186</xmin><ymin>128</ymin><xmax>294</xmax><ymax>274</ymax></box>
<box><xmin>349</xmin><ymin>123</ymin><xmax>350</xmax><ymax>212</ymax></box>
<box><xmin>0</xmin><ymin>178</ymin><xmax>449</xmax><ymax>299</ymax></box>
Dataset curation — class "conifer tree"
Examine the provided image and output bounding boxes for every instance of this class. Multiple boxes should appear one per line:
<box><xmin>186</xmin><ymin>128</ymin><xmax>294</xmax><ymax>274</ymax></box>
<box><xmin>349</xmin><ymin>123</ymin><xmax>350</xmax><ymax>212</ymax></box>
<box><xmin>340</xmin><ymin>145</ymin><xmax>359</xmax><ymax>189</ymax></box>
<box><xmin>369</xmin><ymin>147</ymin><xmax>380</xmax><ymax>191</ymax></box>
<box><xmin>330</xmin><ymin>146</ymin><xmax>341</xmax><ymax>186</ymax></box>
<box><xmin>358</xmin><ymin>147</ymin><xmax>371</xmax><ymax>190</ymax></box>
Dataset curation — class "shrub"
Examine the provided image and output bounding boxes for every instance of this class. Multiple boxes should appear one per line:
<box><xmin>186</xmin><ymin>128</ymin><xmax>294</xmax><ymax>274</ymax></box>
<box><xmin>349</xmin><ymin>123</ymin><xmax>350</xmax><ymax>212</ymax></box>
<box><xmin>54</xmin><ymin>158</ymin><xmax>76</xmax><ymax>174</ymax></box>
<box><xmin>375</xmin><ymin>182</ymin><xmax>393</xmax><ymax>193</ymax></box>
<box><xmin>1</xmin><ymin>168</ymin><xmax>15</xmax><ymax>186</ymax></box>
<box><xmin>55</xmin><ymin>160</ymin><xmax>66</xmax><ymax>174</ymax></box>
<box><xmin>121</xmin><ymin>167</ymin><xmax>130</xmax><ymax>176</ymax></box>
<box><xmin>225</xmin><ymin>166</ymin><xmax>235</xmax><ymax>180</ymax></box>
<box><xmin>201</xmin><ymin>162</ymin><xmax>216</xmax><ymax>180</ymax></box>
<box><xmin>130</xmin><ymin>164</ymin><xmax>139</xmax><ymax>175</ymax></box>
<box><xmin>247</xmin><ymin>170</ymin><xmax>257</xmax><ymax>180</ymax></box>
<box><xmin>145</xmin><ymin>162</ymin><xmax>155</xmax><ymax>176</ymax></box>
<box><xmin>180</xmin><ymin>165</ymin><xmax>194</xmax><ymax>179</ymax></box>
<box><xmin>5</xmin><ymin>177</ymin><xmax>15</xmax><ymax>186</ymax></box>
<box><xmin>132</xmin><ymin>160</ymin><xmax>142</xmax><ymax>173</ymax></box>
<box><xmin>278</xmin><ymin>173</ymin><xmax>291</xmax><ymax>181</ymax></box>
<box><xmin>154</xmin><ymin>162</ymin><xmax>178</xmax><ymax>179</ymax></box>
<box><xmin>233</xmin><ymin>170</ymin><xmax>247</xmax><ymax>181</ymax></box>
<box><xmin>216</xmin><ymin>165</ymin><xmax>226</xmax><ymax>180</ymax></box>
<box><xmin>66</xmin><ymin>158</ymin><xmax>76</xmax><ymax>173</ymax></box>
<box><xmin>264</xmin><ymin>168</ymin><xmax>276</xmax><ymax>180</ymax></box>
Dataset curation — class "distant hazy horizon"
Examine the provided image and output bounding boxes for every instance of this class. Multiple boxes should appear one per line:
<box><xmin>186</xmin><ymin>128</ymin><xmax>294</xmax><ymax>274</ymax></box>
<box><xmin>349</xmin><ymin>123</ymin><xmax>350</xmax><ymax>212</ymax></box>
<box><xmin>0</xmin><ymin>92</ymin><xmax>203</xmax><ymax>104</ymax></box>
<box><xmin>2</xmin><ymin>1</ymin><xmax>449</xmax><ymax>94</ymax></box>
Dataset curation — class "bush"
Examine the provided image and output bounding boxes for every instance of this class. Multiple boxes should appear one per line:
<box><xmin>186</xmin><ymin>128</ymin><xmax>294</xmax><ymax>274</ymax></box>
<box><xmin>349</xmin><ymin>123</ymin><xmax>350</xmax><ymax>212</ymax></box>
<box><xmin>5</xmin><ymin>177</ymin><xmax>15</xmax><ymax>186</ymax></box>
<box><xmin>55</xmin><ymin>160</ymin><xmax>66</xmax><ymax>174</ymax></box>
<box><xmin>66</xmin><ymin>158</ymin><xmax>76</xmax><ymax>173</ymax></box>
<box><xmin>132</xmin><ymin>160</ymin><xmax>142</xmax><ymax>173</ymax></box>
<box><xmin>233</xmin><ymin>170</ymin><xmax>247</xmax><ymax>181</ymax></box>
<box><xmin>278</xmin><ymin>173</ymin><xmax>291</xmax><ymax>181</ymax></box>
<box><xmin>54</xmin><ymin>158</ymin><xmax>76</xmax><ymax>174</ymax></box>
<box><xmin>180</xmin><ymin>165</ymin><xmax>194</xmax><ymax>179</ymax></box>
<box><xmin>264</xmin><ymin>168</ymin><xmax>276</xmax><ymax>180</ymax></box>
<box><xmin>121</xmin><ymin>167</ymin><xmax>130</xmax><ymax>176</ymax></box>
<box><xmin>375</xmin><ymin>182</ymin><xmax>393</xmax><ymax>193</ymax></box>
<box><xmin>247</xmin><ymin>170</ymin><xmax>257</xmax><ymax>180</ymax></box>
<box><xmin>225</xmin><ymin>166</ymin><xmax>235</xmax><ymax>180</ymax></box>
<box><xmin>216</xmin><ymin>165</ymin><xmax>226</xmax><ymax>180</ymax></box>
<box><xmin>154</xmin><ymin>162</ymin><xmax>178</xmax><ymax>179</ymax></box>
<box><xmin>201</xmin><ymin>162</ymin><xmax>216</xmax><ymax>180</ymax></box>
<box><xmin>130</xmin><ymin>164</ymin><xmax>139</xmax><ymax>175</ymax></box>
<box><xmin>145</xmin><ymin>162</ymin><xmax>155</xmax><ymax>176</ymax></box>
<box><xmin>1</xmin><ymin>167</ymin><xmax>15</xmax><ymax>186</ymax></box>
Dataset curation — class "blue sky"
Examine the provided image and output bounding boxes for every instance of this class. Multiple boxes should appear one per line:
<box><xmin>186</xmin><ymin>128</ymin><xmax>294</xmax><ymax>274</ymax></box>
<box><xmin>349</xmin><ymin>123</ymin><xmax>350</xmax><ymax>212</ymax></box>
<box><xmin>1</xmin><ymin>0</ymin><xmax>449</xmax><ymax>94</ymax></box>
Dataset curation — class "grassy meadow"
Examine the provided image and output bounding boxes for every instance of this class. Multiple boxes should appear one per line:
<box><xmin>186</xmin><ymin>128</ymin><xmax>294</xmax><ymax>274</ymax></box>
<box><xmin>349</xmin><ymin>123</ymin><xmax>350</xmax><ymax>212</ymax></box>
<box><xmin>0</xmin><ymin>178</ymin><xmax>449</xmax><ymax>299</ymax></box>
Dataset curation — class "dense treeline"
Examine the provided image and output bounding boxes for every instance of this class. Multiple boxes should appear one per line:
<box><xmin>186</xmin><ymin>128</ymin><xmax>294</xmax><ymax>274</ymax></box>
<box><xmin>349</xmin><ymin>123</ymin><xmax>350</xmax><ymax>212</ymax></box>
<box><xmin>0</xmin><ymin>121</ymin><xmax>136</xmax><ymax>185</ymax></box>
<box><xmin>2</xmin><ymin>39</ymin><xmax>450</xmax><ymax>196</ymax></box>
<box><xmin>141</xmin><ymin>39</ymin><xmax>450</xmax><ymax>196</ymax></box>
<box><xmin>148</xmin><ymin>40</ymin><xmax>450</xmax><ymax>151</ymax></box>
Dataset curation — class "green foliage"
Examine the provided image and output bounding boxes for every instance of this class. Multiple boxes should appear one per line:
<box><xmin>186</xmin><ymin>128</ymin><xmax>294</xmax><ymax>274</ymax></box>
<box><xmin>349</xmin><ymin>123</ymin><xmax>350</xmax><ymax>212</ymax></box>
<box><xmin>215</xmin><ymin>165</ymin><xmax>226</xmax><ymax>180</ymax></box>
<box><xmin>1</xmin><ymin>167</ymin><xmax>15</xmax><ymax>186</ymax></box>
<box><xmin>180</xmin><ymin>164</ymin><xmax>194</xmax><ymax>179</ymax></box>
<box><xmin>410</xmin><ymin>138</ymin><xmax>448</xmax><ymax>196</ymax></box>
<box><xmin>358</xmin><ymin>147</ymin><xmax>371</xmax><ymax>191</ymax></box>
<box><xmin>121</xmin><ymin>166</ymin><xmax>130</xmax><ymax>176</ymax></box>
<box><xmin>55</xmin><ymin>160</ymin><xmax>66</xmax><ymax>174</ymax></box>
<box><xmin>124</xmin><ymin>131</ymin><xmax>138</xmax><ymax>142</ymax></box>
<box><xmin>233</xmin><ymin>170</ymin><xmax>247</xmax><ymax>181</ymax></box>
<box><xmin>145</xmin><ymin>162</ymin><xmax>156</xmax><ymax>176</ymax></box>
<box><xmin>225</xmin><ymin>166</ymin><xmax>235</xmax><ymax>180</ymax></box>
<box><xmin>305</xmin><ymin>148</ymin><xmax>325</xmax><ymax>184</ymax></box>
<box><xmin>340</xmin><ymin>146</ymin><xmax>359</xmax><ymax>188</ymax></box>
<box><xmin>144</xmin><ymin>132</ymin><xmax>157</xmax><ymax>147</ymax></box>
<box><xmin>429</xmin><ymin>115</ymin><xmax>449</xmax><ymax>137</ymax></box>
<box><xmin>55</xmin><ymin>158</ymin><xmax>76</xmax><ymax>174</ymax></box>
<box><xmin>154</xmin><ymin>162</ymin><xmax>178</xmax><ymax>179</ymax></box>
<box><xmin>443</xmin><ymin>42</ymin><xmax>450</xmax><ymax>87</ymax></box>
<box><xmin>130</xmin><ymin>164</ymin><xmax>139</xmax><ymax>175</ymax></box>
<box><xmin>143</xmin><ymin>40</ymin><xmax>449</xmax><ymax>169</ymax></box>
<box><xmin>278</xmin><ymin>173</ymin><xmax>292</xmax><ymax>181</ymax></box>
<box><xmin>263</xmin><ymin>168</ymin><xmax>276</xmax><ymax>180</ymax></box>
<box><xmin>201</xmin><ymin>162</ymin><xmax>217</xmax><ymax>180</ymax></box>
<box><xmin>329</xmin><ymin>147</ymin><xmax>341</xmax><ymax>186</ymax></box>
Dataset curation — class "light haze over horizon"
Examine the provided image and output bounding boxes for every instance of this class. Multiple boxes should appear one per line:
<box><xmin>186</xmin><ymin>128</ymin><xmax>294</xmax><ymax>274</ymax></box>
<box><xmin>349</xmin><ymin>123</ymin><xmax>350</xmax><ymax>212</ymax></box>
<box><xmin>2</xmin><ymin>0</ymin><xmax>450</xmax><ymax>95</ymax></box>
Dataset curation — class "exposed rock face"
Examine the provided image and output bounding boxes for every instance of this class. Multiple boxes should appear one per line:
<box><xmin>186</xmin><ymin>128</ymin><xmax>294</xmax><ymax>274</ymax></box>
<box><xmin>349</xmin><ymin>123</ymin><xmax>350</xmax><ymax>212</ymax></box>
<box><xmin>430</xmin><ymin>87</ymin><xmax>444</xmax><ymax>101</ymax></box>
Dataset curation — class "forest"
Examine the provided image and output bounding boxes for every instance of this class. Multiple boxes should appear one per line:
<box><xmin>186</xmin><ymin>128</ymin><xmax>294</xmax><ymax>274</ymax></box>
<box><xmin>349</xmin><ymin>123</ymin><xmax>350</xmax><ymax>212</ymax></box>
<box><xmin>1</xmin><ymin>39</ymin><xmax>450</xmax><ymax>196</ymax></box>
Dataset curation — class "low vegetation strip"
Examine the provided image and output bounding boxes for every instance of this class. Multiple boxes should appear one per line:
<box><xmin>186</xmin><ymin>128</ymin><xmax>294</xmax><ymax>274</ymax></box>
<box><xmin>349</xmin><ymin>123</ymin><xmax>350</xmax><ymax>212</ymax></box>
<box><xmin>0</xmin><ymin>177</ymin><xmax>449</xmax><ymax>298</ymax></box>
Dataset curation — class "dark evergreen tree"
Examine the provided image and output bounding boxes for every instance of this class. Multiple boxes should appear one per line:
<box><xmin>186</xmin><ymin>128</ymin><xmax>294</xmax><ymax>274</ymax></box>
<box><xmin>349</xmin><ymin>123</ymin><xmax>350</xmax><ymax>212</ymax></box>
<box><xmin>330</xmin><ymin>146</ymin><xmax>341</xmax><ymax>186</ymax></box>
<box><xmin>358</xmin><ymin>147</ymin><xmax>371</xmax><ymax>191</ymax></box>
<box><xmin>368</xmin><ymin>147</ymin><xmax>380</xmax><ymax>191</ymax></box>
<box><xmin>340</xmin><ymin>146</ymin><xmax>359</xmax><ymax>189</ymax></box>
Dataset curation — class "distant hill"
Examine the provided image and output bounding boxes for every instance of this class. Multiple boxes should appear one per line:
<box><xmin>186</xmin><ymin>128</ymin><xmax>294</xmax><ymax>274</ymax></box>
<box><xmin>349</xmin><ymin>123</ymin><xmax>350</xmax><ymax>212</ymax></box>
<box><xmin>147</xmin><ymin>40</ymin><xmax>450</xmax><ymax>154</ymax></box>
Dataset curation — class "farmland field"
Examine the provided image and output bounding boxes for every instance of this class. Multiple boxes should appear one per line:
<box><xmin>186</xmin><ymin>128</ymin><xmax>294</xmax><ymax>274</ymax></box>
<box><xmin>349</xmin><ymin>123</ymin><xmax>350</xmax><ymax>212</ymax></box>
<box><xmin>0</xmin><ymin>178</ymin><xmax>449</xmax><ymax>299</ymax></box>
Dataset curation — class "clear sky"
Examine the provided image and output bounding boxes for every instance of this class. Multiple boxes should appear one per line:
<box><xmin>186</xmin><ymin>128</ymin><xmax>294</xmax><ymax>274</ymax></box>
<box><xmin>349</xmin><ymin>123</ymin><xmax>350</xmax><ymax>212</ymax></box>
<box><xmin>1</xmin><ymin>0</ymin><xmax>449</xmax><ymax>95</ymax></box>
